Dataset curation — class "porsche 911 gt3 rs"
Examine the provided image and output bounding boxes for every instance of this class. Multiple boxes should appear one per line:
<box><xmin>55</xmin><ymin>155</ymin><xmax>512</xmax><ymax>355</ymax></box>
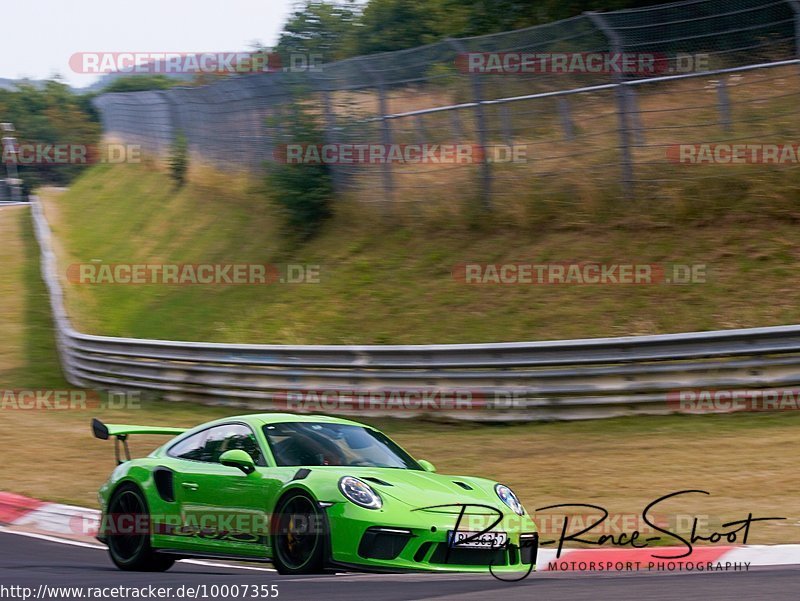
<box><xmin>92</xmin><ymin>413</ymin><xmax>538</xmax><ymax>574</ymax></box>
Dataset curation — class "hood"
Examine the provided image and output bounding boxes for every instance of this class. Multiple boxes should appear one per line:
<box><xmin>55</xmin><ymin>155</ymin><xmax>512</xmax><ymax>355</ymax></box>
<box><xmin>334</xmin><ymin>468</ymin><xmax>505</xmax><ymax>513</ymax></box>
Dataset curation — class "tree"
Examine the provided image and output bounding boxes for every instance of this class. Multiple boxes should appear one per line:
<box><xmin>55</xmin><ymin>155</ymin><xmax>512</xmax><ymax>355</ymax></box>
<box><xmin>0</xmin><ymin>80</ymin><xmax>100</xmax><ymax>192</ymax></box>
<box><xmin>101</xmin><ymin>75</ymin><xmax>181</xmax><ymax>93</ymax></box>
<box><xmin>350</xmin><ymin>0</ymin><xmax>440</xmax><ymax>55</ymax></box>
<box><xmin>275</xmin><ymin>1</ymin><xmax>360</xmax><ymax>63</ymax></box>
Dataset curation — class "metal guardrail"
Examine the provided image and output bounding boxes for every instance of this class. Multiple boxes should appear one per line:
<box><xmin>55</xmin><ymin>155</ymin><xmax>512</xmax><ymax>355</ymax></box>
<box><xmin>29</xmin><ymin>195</ymin><xmax>800</xmax><ymax>421</ymax></box>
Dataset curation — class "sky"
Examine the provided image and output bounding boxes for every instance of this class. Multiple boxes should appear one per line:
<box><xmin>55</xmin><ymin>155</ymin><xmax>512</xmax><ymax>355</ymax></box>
<box><xmin>0</xmin><ymin>0</ymin><xmax>296</xmax><ymax>88</ymax></box>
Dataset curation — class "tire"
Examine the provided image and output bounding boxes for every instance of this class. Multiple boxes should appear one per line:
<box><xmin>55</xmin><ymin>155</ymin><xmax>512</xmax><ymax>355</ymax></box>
<box><xmin>271</xmin><ymin>491</ymin><xmax>328</xmax><ymax>575</ymax></box>
<box><xmin>106</xmin><ymin>483</ymin><xmax>175</xmax><ymax>572</ymax></box>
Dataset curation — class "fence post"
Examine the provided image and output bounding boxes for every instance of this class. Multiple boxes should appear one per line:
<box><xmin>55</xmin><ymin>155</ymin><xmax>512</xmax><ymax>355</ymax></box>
<box><xmin>1</xmin><ymin>123</ymin><xmax>22</xmax><ymax>202</ymax></box>
<box><xmin>450</xmin><ymin>109</ymin><xmax>463</xmax><ymax>140</ymax></box>
<box><xmin>320</xmin><ymin>89</ymin><xmax>345</xmax><ymax>196</ymax></box>
<box><xmin>587</xmin><ymin>12</ymin><xmax>634</xmax><ymax>199</ymax></box>
<box><xmin>447</xmin><ymin>38</ymin><xmax>492</xmax><ymax>211</ymax></box>
<box><xmin>415</xmin><ymin>114</ymin><xmax>428</xmax><ymax>145</ymax></box>
<box><xmin>159</xmin><ymin>90</ymin><xmax>183</xmax><ymax>159</ymax></box>
<box><xmin>499</xmin><ymin>103</ymin><xmax>514</xmax><ymax>147</ymax></box>
<box><xmin>625</xmin><ymin>87</ymin><xmax>645</xmax><ymax>146</ymax></box>
<box><xmin>361</xmin><ymin>60</ymin><xmax>394</xmax><ymax>207</ymax></box>
<box><xmin>716</xmin><ymin>80</ymin><xmax>732</xmax><ymax>134</ymax></box>
<box><xmin>789</xmin><ymin>1</ymin><xmax>800</xmax><ymax>58</ymax></box>
<box><xmin>557</xmin><ymin>97</ymin><xmax>575</xmax><ymax>141</ymax></box>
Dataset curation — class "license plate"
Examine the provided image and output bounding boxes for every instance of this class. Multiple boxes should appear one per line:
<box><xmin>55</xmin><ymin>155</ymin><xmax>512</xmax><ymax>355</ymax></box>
<box><xmin>448</xmin><ymin>530</ymin><xmax>508</xmax><ymax>549</ymax></box>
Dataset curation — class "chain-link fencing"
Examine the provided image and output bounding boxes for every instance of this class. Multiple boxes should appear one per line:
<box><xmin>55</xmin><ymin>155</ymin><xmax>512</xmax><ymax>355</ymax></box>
<box><xmin>92</xmin><ymin>0</ymin><xmax>800</xmax><ymax>208</ymax></box>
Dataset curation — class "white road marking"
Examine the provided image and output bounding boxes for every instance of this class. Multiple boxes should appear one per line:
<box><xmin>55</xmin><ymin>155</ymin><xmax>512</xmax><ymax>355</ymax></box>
<box><xmin>181</xmin><ymin>559</ymin><xmax>276</xmax><ymax>572</ymax></box>
<box><xmin>0</xmin><ymin>527</ymin><xmax>105</xmax><ymax>549</ymax></box>
<box><xmin>0</xmin><ymin>528</ymin><xmax>275</xmax><ymax>573</ymax></box>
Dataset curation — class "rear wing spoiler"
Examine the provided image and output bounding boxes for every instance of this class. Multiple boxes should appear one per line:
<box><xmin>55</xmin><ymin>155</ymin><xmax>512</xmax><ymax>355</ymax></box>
<box><xmin>92</xmin><ymin>418</ymin><xmax>187</xmax><ymax>464</ymax></box>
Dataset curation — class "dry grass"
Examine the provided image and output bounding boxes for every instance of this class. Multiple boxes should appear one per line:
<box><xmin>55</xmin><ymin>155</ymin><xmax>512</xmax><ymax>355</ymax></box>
<box><xmin>319</xmin><ymin>66</ymin><xmax>800</xmax><ymax>218</ymax></box>
<box><xmin>0</xmin><ymin>206</ymin><xmax>29</xmax><ymax>378</ymax></box>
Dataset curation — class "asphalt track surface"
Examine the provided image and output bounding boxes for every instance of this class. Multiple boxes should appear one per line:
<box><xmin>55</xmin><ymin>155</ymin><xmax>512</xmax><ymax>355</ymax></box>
<box><xmin>2</xmin><ymin>531</ymin><xmax>799</xmax><ymax>601</ymax></box>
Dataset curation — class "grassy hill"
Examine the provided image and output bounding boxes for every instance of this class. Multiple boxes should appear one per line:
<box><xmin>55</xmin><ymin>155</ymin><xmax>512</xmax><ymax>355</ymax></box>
<box><xmin>40</xmin><ymin>161</ymin><xmax>800</xmax><ymax>344</ymax></box>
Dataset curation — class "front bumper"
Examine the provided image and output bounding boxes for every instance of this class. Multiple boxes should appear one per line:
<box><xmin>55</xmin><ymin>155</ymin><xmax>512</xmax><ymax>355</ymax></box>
<box><xmin>325</xmin><ymin>502</ymin><xmax>538</xmax><ymax>573</ymax></box>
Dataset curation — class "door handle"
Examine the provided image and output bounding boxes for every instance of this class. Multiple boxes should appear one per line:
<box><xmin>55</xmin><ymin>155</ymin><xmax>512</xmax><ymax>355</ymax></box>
<box><xmin>181</xmin><ymin>482</ymin><xmax>199</xmax><ymax>491</ymax></box>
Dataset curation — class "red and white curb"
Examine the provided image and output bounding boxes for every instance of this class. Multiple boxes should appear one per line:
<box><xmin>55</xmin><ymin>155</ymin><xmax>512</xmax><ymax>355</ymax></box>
<box><xmin>3</xmin><ymin>491</ymin><xmax>799</xmax><ymax>570</ymax></box>
<box><xmin>0</xmin><ymin>492</ymin><xmax>100</xmax><ymax>538</ymax></box>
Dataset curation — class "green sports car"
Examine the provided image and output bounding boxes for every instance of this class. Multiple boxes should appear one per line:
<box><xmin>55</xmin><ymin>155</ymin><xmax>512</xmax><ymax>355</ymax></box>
<box><xmin>92</xmin><ymin>413</ymin><xmax>538</xmax><ymax>575</ymax></box>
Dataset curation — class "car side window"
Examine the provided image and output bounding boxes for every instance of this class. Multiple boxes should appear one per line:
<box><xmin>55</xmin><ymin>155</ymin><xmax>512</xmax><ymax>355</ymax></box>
<box><xmin>168</xmin><ymin>424</ymin><xmax>265</xmax><ymax>466</ymax></box>
<box><xmin>217</xmin><ymin>425</ymin><xmax>266</xmax><ymax>466</ymax></box>
<box><xmin>168</xmin><ymin>431</ymin><xmax>207</xmax><ymax>461</ymax></box>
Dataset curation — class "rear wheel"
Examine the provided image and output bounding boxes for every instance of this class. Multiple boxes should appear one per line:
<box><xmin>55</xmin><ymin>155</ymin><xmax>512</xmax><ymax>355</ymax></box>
<box><xmin>106</xmin><ymin>483</ymin><xmax>174</xmax><ymax>572</ymax></box>
<box><xmin>271</xmin><ymin>491</ymin><xmax>328</xmax><ymax>575</ymax></box>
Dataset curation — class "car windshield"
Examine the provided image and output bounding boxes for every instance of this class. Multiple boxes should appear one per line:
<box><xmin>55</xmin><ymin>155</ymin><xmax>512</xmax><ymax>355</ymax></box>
<box><xmin>263</xmin><ymin>422</ymin><xmax>422</xmax><ymax>469</ymax></box>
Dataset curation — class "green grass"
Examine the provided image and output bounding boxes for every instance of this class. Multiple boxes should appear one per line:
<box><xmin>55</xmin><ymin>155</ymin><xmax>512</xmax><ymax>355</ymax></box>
<box><xmin>1</xmin><ymin>208</ymin><xmax>67</xmax><ymax>388</ymax></box>
<box><xmin>41</xmin><ymin>160</ymin><xmax>800</xmax><ymax>344</ymax></box>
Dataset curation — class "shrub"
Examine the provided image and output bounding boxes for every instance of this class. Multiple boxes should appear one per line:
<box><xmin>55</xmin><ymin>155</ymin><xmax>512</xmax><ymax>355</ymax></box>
<box><xmin>266</xmin><ymin>104</ymin><xmax>333</xmax><ymax>239</ymax></box>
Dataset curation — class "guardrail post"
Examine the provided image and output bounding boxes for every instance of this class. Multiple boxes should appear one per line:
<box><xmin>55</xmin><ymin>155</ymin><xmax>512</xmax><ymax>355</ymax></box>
<box><xmin>448</xmin><ymin>38</ymin><xmax>492</xmax><ymax>211</ymax></box>
<box><xmin>717</xmin><ymin>80</ymin><xmax>732</xmax><ymax>134</ymax></box>
<box><xmin>361</xmin><ymin>60</ymin><xmax>394</xmax><ymax>208</ymax></box>
<box><xmin>587</xmin><ymin>12</ymin><xmax>634</xmax><ymax>200</ymax></box>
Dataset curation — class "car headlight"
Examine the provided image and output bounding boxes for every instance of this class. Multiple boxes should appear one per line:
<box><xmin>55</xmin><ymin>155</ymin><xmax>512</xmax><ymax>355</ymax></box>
<box><xmin>339</xmin><ymin>476</ymin><xmax>382</xmax><ymax>509</ymax></box>
<box><xmin>495</xmin><ymin>484</ymin><xmax>525</xmax><ymax>516</ymax></box>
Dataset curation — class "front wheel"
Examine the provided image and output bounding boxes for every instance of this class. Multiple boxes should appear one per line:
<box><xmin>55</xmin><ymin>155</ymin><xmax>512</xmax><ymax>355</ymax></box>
<box><xmin>106</xmin><ymin>483</ymin><xmax>174</xmax><ymax>572</ymax></box>
<box><xmin>271</xmin><ymin>491</ymin><xmax>328</xmax><ymax>575</ymax></box>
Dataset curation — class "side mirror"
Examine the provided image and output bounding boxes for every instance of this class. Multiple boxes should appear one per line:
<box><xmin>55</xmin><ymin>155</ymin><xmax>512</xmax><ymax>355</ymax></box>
<box><xmin>219</xmin><ymin>450</ymin><xmax>256</xmax><ymax>475</ymax></box>
<box><xmin>418</xmin><ymin>459</ymin><xmax>436</xmax><ymax>473</ymax></box>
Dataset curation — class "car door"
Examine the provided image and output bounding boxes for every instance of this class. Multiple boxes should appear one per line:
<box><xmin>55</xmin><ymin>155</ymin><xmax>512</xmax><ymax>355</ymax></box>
<box><xmin>168</xmin><ymin>423</ymin><xmax>281</xmax><ymax>558</ymax></box>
